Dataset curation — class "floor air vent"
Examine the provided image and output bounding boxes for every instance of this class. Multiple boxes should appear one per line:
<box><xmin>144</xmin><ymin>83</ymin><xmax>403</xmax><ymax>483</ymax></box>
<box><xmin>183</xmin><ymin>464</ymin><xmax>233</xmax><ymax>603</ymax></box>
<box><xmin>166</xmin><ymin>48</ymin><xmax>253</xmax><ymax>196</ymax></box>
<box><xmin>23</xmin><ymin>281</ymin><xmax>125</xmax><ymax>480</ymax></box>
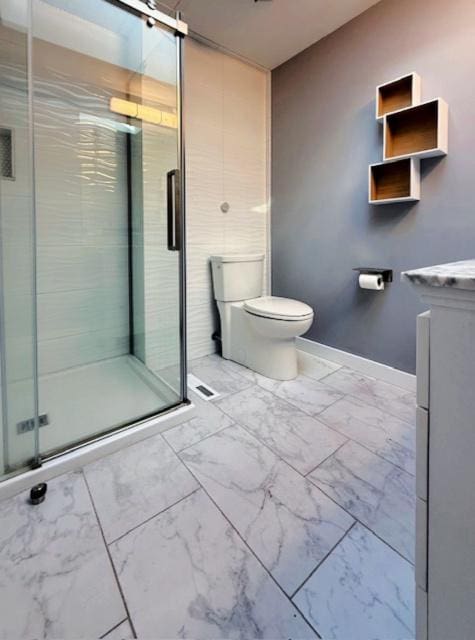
<box><xmin>187</xmin><ymin>374</ymin><xmax>219</xmax><ymax>401</ymax></box>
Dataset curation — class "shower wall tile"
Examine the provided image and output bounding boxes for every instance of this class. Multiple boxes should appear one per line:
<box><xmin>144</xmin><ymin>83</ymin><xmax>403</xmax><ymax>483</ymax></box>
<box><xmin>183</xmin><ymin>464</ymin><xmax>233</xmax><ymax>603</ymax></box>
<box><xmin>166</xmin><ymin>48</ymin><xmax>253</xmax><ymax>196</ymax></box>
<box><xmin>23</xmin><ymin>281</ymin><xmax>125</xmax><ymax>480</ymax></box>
<box><xmin>37</xmin><ymin>288</ymin><xmax>129</xmax><ymax>342</ymax></box>
<box><xmin>32</xmin><ymin>91</ymin><xmax>130</xmax><ymax>374</ymax></box>
<box><xmin>185</xmin><ymin>40</ymin><xmax>270</xmax><ymax>360</ymax></box>
<box><xmin>36</xmin><ymin>246</ymin><xmax>129</xmax><ymax>294</ymax></box>
<box><xmin>38</xmin><ymin>327</ymin><xmax>130</xmax><ymax>376</ymax></box>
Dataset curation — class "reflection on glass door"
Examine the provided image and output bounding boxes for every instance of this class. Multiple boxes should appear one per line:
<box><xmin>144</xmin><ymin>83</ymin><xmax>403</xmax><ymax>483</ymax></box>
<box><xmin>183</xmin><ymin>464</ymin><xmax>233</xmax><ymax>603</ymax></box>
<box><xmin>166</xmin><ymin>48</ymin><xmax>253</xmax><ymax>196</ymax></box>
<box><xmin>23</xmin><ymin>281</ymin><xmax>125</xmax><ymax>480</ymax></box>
<box><xmin>0</xmin><ymin>0</ymin><xmax>38</xmax><ymax>476</ymax></box>
<box><xmin>0</xmin><ymin>0</ymin><xmax>186</xmax><ymax>476</ymax></box>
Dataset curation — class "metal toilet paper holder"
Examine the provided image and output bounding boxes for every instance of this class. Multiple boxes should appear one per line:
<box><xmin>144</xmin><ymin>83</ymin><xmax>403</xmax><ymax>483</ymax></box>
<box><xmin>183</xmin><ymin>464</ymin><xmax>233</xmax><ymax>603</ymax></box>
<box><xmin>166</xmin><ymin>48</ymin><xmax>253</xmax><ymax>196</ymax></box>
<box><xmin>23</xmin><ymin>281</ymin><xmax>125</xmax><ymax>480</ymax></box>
<box><xmin>353</xmin><ymin>267</ymin><xmax>393</xmax><ymax>283</ymax></box>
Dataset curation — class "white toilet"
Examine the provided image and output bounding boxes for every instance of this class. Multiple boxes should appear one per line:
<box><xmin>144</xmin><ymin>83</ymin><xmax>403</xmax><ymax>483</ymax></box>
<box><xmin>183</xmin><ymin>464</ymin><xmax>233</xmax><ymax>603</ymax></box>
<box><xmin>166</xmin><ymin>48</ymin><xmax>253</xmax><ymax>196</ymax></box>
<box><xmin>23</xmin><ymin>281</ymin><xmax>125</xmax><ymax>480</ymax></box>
<box><xmin>210</xmin><ymin>253</ymin><xmax>314</xmax><ymax>380</ymax></box>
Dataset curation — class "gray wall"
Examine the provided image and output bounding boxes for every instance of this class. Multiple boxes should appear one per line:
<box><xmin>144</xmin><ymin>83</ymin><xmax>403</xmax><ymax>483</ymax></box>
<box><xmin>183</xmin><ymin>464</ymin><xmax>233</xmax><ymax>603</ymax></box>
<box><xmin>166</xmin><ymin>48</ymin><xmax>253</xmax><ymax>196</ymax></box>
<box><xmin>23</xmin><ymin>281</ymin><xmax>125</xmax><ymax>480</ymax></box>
<box><xmin>271</xmin><ymin>0</ymin><xmax>475</xmax><ymax>373</ymax></box>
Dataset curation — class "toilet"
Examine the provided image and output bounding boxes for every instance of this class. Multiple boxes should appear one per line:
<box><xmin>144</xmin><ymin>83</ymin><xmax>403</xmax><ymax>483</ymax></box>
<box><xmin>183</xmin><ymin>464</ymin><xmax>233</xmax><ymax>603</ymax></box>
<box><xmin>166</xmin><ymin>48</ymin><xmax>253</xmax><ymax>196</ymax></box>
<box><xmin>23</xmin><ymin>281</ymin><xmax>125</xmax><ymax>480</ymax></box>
<box><xmin>210</xmin><ymin>253</ymin><xmax>314</xmax><ymax>380</ymax></box>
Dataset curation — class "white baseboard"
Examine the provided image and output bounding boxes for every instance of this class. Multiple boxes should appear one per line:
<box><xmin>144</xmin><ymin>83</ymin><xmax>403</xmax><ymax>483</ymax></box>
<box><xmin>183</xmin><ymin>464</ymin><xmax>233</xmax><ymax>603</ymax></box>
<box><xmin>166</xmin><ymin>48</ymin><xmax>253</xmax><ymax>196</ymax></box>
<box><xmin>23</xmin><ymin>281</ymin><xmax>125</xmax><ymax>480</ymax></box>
<box><xmin>297</xmin><ymin>337</ymin><xmax>416</xmax><ymax>393</ymax></box>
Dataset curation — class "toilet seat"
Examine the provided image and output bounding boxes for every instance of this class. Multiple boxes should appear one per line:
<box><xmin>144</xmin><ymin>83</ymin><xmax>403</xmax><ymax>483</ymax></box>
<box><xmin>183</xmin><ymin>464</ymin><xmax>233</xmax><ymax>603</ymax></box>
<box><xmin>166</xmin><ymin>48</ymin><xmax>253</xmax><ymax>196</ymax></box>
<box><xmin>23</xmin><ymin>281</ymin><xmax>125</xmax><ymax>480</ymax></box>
<box><xmin>244</xmin><ymin>296</ymin><xmax>314</xmax><ymax>321</ymax></box>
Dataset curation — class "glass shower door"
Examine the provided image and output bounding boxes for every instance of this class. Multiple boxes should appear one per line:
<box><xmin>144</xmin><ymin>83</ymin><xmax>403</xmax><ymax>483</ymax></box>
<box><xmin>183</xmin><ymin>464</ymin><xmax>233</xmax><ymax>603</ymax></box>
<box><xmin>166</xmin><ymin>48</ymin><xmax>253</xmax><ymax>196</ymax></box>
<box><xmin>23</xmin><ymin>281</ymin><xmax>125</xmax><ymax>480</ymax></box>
<box><xmin>0</xmin><ymin>0</ymin><xmax>39</xmax><ymax>476</ymax></box>
<box><xmin>32</xmin><ymin>0</ymin><xmax>185</xmax><ymax>458</ymax></box>
<box><xmin>0</xmin><ymin>0</ymin><xmax>186</xmax><ymax>467</ymax></box>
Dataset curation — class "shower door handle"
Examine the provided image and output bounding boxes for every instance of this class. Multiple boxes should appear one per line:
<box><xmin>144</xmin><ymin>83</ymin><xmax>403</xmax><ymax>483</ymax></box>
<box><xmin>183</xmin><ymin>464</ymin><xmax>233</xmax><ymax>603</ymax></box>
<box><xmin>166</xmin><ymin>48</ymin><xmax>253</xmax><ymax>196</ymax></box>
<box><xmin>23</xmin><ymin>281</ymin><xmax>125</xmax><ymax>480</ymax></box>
<box><xmin>167</xmin><ymin>169</ymin><xmax>181</xmax><ymax>251</ymax></box>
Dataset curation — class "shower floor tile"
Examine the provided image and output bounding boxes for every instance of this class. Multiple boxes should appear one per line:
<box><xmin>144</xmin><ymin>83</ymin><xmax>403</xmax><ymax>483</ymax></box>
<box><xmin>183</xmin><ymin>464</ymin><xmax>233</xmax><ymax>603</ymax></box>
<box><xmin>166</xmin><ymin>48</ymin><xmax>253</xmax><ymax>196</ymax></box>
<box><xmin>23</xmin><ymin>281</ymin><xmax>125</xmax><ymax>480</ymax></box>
<box><xmin>0</xmin><ymin>351</ymin><xmax>416</xmax><ymax>639</ymax></box>
<box><xmin>0</xmin><ymin>472</ymin><xmax>125</xmax><ymax>639</ymax></box>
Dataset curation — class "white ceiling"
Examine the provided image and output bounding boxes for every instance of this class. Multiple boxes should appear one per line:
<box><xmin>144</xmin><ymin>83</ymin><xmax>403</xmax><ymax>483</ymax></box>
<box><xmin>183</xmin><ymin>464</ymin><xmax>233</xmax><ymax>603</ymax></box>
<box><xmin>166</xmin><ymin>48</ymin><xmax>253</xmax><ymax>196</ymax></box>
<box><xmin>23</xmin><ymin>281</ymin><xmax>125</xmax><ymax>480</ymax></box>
<box><xmin>161</xmin><ymin>0</ymin><xmax>381</xmax><ymax>69</ymax></box>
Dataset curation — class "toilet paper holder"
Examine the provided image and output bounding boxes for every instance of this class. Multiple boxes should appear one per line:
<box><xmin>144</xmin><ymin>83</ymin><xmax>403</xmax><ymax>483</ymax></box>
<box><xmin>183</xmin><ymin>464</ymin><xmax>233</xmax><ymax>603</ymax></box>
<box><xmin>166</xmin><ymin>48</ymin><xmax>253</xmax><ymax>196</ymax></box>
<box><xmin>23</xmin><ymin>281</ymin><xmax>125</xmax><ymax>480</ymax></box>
<box><xmin>353</xmin><ymin>267</ymin><xmax>393</xmax><ymax>283</ymax></box>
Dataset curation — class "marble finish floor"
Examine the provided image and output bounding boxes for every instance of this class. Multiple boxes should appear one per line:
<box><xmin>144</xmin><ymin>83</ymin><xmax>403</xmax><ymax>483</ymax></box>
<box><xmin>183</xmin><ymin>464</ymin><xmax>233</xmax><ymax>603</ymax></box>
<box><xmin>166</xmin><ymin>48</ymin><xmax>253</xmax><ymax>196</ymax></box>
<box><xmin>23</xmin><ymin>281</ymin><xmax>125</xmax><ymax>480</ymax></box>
<box><xmin>0</xmin><ymin>352</ymin><xmax>416</xmax><ymax>639</ymax></box>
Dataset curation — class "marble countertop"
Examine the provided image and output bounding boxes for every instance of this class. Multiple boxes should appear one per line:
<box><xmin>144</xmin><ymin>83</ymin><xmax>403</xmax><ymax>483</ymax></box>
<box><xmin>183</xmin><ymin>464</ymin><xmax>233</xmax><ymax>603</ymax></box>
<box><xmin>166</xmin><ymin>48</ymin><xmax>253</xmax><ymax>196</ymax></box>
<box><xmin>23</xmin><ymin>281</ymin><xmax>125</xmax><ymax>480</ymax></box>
<box><xmin>402</xmin><ymin>260</ymin><xmax>475</xmax><ymax>290</ymax></box>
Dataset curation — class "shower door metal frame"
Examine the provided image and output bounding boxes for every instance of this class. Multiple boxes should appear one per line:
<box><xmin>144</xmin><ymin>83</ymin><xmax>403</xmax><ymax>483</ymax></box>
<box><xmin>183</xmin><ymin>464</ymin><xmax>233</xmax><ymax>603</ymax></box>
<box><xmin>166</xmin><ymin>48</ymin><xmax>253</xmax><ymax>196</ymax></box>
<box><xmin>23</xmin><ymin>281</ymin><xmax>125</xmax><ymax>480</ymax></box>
<box><xmin>33</xmin><ymin>0</ymin><xmax>189</xmax><ymax>468</ymax></box>
<box><xmin>115</xmin><ymin>0</ymin><xmax>189</xmax><ymax>406</ymax></box>
<box><xmin>113</xmin><ymin>0</ymin><xmax>188</xmax><ymax>36</ymax></box>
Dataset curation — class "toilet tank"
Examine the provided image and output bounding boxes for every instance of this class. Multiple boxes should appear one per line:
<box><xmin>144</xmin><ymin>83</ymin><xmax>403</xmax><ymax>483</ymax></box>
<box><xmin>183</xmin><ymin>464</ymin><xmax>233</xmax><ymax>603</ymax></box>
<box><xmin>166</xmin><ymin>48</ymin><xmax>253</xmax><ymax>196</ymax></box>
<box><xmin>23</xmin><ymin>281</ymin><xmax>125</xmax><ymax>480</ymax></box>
<box><xmin>210</xmin><ymin>254</ymin><xmax>264</xmax><ymax>302</ymax></box>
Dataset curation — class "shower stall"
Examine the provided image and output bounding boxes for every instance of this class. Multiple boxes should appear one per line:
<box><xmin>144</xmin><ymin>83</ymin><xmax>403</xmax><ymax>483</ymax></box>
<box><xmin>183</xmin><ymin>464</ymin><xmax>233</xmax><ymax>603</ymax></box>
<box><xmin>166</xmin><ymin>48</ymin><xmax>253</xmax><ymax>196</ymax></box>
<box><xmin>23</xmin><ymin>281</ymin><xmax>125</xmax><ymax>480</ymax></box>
<box><xmin>0</xmin><ymin>0</ymin><xmax>188</xmax><ymax>482</ymax></box>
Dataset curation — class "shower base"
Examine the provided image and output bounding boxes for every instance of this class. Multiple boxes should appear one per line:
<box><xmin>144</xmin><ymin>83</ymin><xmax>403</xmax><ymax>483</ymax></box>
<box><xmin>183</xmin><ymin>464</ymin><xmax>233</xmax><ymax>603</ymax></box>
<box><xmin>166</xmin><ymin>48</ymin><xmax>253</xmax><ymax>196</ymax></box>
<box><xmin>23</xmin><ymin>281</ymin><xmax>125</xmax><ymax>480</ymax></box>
<box><xmin>5</xmin><ymin>355</ymin><xmax>181</xmax><ymax>471</ymax></box>
<box><xmin>0</xmin><ymin>356</ymin><xmax>193</xmax><ymax>500</ymax></box>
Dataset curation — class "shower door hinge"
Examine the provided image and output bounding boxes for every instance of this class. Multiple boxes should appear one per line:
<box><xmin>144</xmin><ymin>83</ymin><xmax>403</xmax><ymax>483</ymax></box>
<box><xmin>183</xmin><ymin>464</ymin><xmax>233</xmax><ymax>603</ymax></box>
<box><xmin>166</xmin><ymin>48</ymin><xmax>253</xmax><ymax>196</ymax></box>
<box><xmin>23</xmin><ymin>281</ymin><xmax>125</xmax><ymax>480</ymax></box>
<box><xmin>17</xmin><ymin>413</ymin><xmax>49</xmax><ymax>435</ymax></box>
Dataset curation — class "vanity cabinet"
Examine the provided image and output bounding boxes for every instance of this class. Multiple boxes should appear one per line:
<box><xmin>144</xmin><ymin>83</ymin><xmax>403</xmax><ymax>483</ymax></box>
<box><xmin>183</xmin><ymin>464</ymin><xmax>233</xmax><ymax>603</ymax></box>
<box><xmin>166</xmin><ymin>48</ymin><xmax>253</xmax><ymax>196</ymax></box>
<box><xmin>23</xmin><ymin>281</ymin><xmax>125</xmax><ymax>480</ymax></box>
<box><xmin>404</xmin><ymin>261</ymin><xmax>475</xmax><ymax>640</ymax></box>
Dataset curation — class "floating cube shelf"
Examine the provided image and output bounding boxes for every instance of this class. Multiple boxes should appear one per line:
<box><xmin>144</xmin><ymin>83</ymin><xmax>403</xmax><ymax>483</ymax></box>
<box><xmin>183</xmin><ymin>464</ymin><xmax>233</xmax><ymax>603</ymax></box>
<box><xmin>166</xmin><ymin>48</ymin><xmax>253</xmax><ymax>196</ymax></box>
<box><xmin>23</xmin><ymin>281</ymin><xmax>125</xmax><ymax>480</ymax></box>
<box><xmin>383</xmin><ymin>98</ymin><xmax>448</xmax><ymax>161</ymax></box>
<box><xmin>376</xmin><ymin>72</ymin><xmax>421</xmax><ymax>123</ymax></box>
<box><xmin>369</xmin><ymin>158</ymin><xmax>420</xmax><ymax>205</ymax></box>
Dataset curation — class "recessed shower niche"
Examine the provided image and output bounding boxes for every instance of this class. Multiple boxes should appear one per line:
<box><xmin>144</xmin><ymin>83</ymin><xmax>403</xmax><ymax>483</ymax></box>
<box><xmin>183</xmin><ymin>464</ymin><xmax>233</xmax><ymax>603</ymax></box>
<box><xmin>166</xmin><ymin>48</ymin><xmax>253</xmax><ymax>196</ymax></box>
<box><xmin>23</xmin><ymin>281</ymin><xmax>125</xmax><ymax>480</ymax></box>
<box><xmin>0</xmin><ymin>127</ymin><xmax>13</xmax><ymax>179</ymax></box>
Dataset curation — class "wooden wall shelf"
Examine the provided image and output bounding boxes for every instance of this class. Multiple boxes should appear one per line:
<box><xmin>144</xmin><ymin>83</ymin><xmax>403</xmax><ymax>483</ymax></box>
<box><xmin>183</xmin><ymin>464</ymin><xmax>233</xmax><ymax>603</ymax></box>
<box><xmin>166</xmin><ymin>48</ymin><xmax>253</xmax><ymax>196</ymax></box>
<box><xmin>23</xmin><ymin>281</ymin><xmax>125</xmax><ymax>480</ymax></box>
<box><xmin>376</xmin><ymin>72</ymin><xmax>421</xmax><ymax>122</ymax></box>
<box><xmin>369</xmin><ymin>158</ymin><xmax>420</xmax><ymax>205</ymax></box>
<box><xmin>383</xmin><ymin>98</ymin><xmax>448</xmax><ymax>161</ymax></box>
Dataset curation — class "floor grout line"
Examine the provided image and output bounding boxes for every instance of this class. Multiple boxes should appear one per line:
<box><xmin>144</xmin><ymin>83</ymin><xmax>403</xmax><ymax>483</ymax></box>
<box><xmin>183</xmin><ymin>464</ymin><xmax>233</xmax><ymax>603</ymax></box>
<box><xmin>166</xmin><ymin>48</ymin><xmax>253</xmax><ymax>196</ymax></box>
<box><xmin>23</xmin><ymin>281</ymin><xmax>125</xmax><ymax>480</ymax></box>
<box><xmin>99</xmin><ymin>617</ymin><xmax>129</xmax><ymax>639</ymax></box>
<box><xmin>106</xmin><ymin>486</ymin><xmax>201</xmax><ymax>546</ymax></box>
<box><xmin>174</xmin><ymin>453</ymin><xmax>323</xmax><ymax>639</ymax></box>
<box><xmin>184</xmin><ymin>359</ymin><xmax>416</xmax><ymax>566</ymax></box>
<box><xmin>303</xmin><ymin>440</ymin><xmax>349</xmax><ymax>478</ymax></box>
<box><xmin>215</xmin><ymin>383</ymin><xmax>414</xmax><ymax>480</ymax></box>
<box><xmin>289</xmin><ymin>521</ymin><xmax>358</xmax><ymax>600</ymax></box>
<box><xmin>81</xmin><ymin>470</ymin><xmax>139</xmax><ymax>640</ymax></box>
<box><xmin>343</xmin><ymin>391</ymin><xmax>416</xmax><ymax>425</ymax></box>
<box><xmin>215</xmin><ymin>374</ymin><xmax>345</xmax><ymax>424</ymax></box>
<box><xmin>310</xmin><ymin>403</ymin><xmax>416</xmax><ymax>477</ymax></box>
<box><xmin>213</xmin><ymin>413</ymin><xmax>415</xmax><ymax>566</ymax></box>
<box><xmin>304</xmin><ymin>474</ymin><xmax>415</xmax><ymax>566</ymax></box>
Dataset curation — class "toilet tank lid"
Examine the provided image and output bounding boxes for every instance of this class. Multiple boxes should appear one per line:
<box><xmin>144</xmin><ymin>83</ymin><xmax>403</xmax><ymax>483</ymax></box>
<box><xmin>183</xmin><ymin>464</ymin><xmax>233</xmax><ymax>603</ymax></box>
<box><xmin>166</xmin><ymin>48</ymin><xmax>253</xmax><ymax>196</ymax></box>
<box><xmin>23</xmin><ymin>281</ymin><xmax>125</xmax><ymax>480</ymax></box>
<box><xmin>210</xmin><ymin>253</ymin><xmax>265</xmax><ymax>264</ymax></box>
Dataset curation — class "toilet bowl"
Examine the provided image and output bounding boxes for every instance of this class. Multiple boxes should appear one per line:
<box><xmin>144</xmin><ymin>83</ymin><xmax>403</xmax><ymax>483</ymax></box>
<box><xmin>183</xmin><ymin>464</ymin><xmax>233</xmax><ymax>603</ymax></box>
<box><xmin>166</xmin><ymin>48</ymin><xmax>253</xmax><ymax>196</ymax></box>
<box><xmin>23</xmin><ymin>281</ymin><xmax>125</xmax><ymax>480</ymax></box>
<box><xmin>211</xmin><ymin>254</ymin><xmax>314</xmax><ymax>380</ymax></box>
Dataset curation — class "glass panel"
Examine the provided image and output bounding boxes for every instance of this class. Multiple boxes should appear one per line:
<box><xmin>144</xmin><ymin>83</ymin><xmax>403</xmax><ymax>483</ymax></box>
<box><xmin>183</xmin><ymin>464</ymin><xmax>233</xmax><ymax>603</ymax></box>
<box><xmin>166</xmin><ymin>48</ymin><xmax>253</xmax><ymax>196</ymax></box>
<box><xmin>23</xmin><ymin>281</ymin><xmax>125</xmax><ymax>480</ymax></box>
<box><xmin>0</xmin><ymin>0</ymin><xmax>38</xmax><ymax>478</ymax></box>
<box><xmin>30</xmin><ymin>0</ymin><xmax>184</xmax><ymax>457</ymax></box>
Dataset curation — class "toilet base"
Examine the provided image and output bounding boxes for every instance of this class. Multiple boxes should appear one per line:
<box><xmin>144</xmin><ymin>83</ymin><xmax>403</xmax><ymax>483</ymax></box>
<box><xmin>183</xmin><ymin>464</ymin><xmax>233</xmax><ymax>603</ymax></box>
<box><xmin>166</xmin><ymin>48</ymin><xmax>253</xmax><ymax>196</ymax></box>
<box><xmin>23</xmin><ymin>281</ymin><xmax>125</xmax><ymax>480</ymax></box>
<box><xmin>218</xmin><ymin>302</ymin><xmax>310</xmax><ymax>381</ymax></box>
<box><xmin>246</xmin><ymin>336</ymin><xmax>298</xmax><ymax>380</ymax></box>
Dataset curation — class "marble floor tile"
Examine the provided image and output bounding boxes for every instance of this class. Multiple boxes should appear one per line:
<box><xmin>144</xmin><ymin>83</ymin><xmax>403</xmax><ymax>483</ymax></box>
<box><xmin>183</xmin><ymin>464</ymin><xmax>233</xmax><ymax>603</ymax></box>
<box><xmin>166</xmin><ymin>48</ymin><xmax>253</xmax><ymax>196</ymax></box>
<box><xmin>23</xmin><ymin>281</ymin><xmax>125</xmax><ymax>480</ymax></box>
<box><xmin>84</xmin><ymin>434</ymin><xmax>199</xmax><ymax>542</ymax></box>
<box><xmin>309</xmin><ymin>440</ymin><xmax>415</xmax><ymax>562</ymax></box>
<box><xmin>216</xmin><ymin>358</ymin><xmax>280</xmax><ymax>386</ymax></box>
<box><xmin>110</xmin><ymin>490</ymin><xmax>317</xmax><ymax>639</ymax></box>
<box><xmin>256</xmin><ymin>375</ymin><xmax>344</xmax><ymax>417</ymax></box>
<box><xmin>318</xmin><ymin>396</ymin><xmax>415</xmax><ymax>475</ymax></box>
<box><xmin>0</xmin><ymin>472</ymin><xmax>125</xmax><ymax>639</ymax></box>
<box><xmin>101</xmin><ymin>618</ymin><xmax>134</xmax><ymax>639</ymax></box>
<box><xmin>163</xmin><ymin>390</ymin><xmax>233</xmax><ymax>452</ymax></box>
<box><xmin>322</xmin><ymin>367</ymin><xmax>416</xmax><ymax>423</ymax></box>
<box><xmin>297</xmin><ymin>351</ymin><xmax>342</xmax><ymax>381</ymax></box>
<box><xmin>217</xmin><ymin>385</ymin><xmax>347</xmax><ymax>474</ymax></box>
<box><xmin>293</xmin><ymin>523</ymin><xmax>415</xmax><ymax>640</ymax></box>
<box><xmin>189</xmin><ymin>354</ymin><xmax>253</xmax><ymax>397</ymax></box>
<box><xmin>180</xmin><ymin>425</ymin><xmax>354</xmax><ymax>595</ymax></box>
